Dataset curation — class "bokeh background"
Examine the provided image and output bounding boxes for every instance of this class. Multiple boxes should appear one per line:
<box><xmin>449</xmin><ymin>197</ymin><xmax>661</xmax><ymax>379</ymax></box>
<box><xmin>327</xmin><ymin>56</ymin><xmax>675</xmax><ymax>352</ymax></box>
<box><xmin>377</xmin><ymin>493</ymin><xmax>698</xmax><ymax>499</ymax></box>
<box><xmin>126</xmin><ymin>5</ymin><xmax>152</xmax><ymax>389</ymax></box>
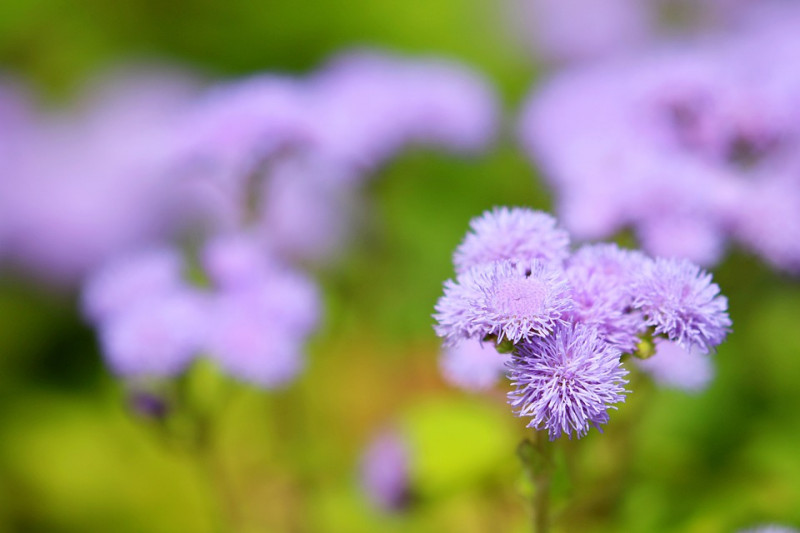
<box><xmin>0</xmin><ymin>1</ymin><xmax>799</xmax><ymax>532</ymax></box>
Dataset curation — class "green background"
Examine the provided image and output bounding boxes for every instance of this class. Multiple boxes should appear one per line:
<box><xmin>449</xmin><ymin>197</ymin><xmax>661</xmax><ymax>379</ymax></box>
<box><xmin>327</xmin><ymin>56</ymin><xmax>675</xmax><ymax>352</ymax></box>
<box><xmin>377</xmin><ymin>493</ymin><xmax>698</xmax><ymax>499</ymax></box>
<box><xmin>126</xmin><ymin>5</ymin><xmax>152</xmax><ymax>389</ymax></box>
<box><xmin>0</xmin><ymin>1</ymin><xmax>799</xmax><ymax>531</ymax></box>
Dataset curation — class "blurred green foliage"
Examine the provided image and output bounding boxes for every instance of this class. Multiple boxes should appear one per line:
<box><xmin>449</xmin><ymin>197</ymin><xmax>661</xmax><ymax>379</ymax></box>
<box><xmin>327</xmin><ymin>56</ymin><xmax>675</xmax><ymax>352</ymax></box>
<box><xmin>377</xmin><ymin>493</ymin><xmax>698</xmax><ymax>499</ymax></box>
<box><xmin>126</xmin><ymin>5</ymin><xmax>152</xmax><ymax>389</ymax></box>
<box><xmin>1</xmin><ymin>1</ymin><xmax>799</xmax><ymax>532</ymax></box>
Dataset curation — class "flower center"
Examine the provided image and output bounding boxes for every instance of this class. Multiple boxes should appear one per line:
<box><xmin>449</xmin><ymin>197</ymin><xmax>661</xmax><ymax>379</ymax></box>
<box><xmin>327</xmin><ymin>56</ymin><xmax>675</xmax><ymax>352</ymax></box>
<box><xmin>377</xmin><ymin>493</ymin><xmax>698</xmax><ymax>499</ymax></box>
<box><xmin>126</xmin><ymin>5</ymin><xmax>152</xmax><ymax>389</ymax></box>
<box><xmin>493</xmin><ymin>277</ymin><xmax>547</xmax><ymax>317</ymax></box>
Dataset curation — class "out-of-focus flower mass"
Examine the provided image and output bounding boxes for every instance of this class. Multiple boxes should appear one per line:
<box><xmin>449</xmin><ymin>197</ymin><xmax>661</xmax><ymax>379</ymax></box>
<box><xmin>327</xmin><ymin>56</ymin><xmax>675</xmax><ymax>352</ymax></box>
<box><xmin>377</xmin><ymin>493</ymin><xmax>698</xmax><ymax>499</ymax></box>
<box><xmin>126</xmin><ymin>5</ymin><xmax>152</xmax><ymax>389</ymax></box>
<box><xmin>434</xmin><ymin>207</ymin><xmax>731</xmax><ymax>438</ymax></box>
<box><xmin>0</xmin><ymin>50</ymin><xmax>498</xmax><ymax>386</ymax></box>
<box><xmin>518</xmin><ymin>3</ymin><xmax>800</xmax><ymax>272</ymax></box>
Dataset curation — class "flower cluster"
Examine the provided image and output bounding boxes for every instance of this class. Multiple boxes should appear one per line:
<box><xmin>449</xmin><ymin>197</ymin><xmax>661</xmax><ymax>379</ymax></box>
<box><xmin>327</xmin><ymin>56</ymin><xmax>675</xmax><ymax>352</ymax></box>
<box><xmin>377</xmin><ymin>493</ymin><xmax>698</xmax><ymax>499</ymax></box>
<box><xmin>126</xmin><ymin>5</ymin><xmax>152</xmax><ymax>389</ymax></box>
<box><xmin>83</xmin><ymin>235</ymin><xmax>320</xmax><ymax>388</ymax></box>
<box><xmin>518</xmin><ymin>7</ymin><xmax>800</xmax><ymax>272</ymax></box>
<box><xmin>0</xmin><ymin>50</ymin><xmax>498</xmax><ymax>386</ymax></box>
<box><xmin>434</xmin><ymin>208</ymin><xmax>731</xmax><ymax>439</ymax></box>
<box><xmin>0</xmin><ymin>50</ymin><xmax>497</xmax><ymax>285</ymax></box>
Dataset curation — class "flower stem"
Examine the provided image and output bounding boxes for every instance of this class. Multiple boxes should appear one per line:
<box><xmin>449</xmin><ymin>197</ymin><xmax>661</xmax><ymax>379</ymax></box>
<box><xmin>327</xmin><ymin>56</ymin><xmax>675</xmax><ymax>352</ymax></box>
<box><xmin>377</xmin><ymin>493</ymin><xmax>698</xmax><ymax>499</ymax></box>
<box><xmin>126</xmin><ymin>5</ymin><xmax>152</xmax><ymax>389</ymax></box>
<box><xmin>533</xmin><ymin>433</ymin><xmax>554</xmax><ymax>533</ymax></box>
<box><xmin>518</xmin><ymin>432</ymin><xmax>555</xmax><ymax>533</ymax></box>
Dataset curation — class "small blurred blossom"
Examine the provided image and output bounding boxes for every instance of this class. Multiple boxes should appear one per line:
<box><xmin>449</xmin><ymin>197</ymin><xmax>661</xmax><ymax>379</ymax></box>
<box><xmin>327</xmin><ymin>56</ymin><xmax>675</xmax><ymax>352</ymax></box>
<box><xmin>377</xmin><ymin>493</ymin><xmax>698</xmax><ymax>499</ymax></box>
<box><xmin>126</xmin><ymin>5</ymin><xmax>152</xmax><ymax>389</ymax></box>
<box><xmin>206</xmin><ymin>288</ymin><xmax>307</xmax><ymax>388</ymax></box>
<box><xmin>518</xmin><ymin>11</ymin><xmax>800</xmax><ymax>271</ymax></box>
<box><xmin>509</xmin><ymin>0</ymin><xmax>654</xmax><ymax>63</ymax></box>
<box><xmin>82</xmin><ymin>247</ymin><xmax>184</xmax><ymax>322</ymax></box>
<box><xmin>635</xmin><ymin>338</ymin><xmax>714</xmax><ymax>392</ymax></box>
<box><xmin>738</xmin><ymin>526</ymin><xmax>800</xmax><ymax>533</ymax></box>
<box><xmin>440</xmin><ymin>338</ymin><xmax>510</xmax><ymax>391</ymax></box>
<box><xmin>434</xmin><ymin>208</ymin><xmax>731</xmax><ymax>438</ymax></box>
<box><xmin>360</xmin><ymin>429</ymin><xmax>411</xmax><ymax>513</ymax></box>
<box><xmin>99</xmin><ymin>289</ymin><xmax>208</xmax><ymax>377</ymax></box>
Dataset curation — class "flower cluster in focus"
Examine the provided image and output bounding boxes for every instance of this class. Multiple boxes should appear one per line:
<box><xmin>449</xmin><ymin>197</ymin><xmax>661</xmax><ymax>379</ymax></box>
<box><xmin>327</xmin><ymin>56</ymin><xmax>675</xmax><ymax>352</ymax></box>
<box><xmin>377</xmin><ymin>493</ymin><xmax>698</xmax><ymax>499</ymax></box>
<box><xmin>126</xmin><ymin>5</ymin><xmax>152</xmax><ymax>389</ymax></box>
<box><xmin>434</xmin><ymin>207</ymin><xmax>731</xmax><ymax>439</ymax></box>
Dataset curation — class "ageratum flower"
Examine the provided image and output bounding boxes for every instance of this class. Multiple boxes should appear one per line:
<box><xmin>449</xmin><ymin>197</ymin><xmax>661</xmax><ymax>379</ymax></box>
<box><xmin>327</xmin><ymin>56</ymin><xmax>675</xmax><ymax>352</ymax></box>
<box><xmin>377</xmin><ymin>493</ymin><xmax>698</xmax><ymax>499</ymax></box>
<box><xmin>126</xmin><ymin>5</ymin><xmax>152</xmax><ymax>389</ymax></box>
<box><xmin>508</xmin><ymin>323</ymin><xmax>628</xmax><ymax>440</ymax></box>
<box><xmin>634</xmin><ymin>338</ymin><xmax>714</xmax><ymax>392</ymax></box>
<box><xmin>82</xmin><ymin>246</ymin><xmax>184</xmax><ymax>322</ymax></box>
<box><xmin>99</xmin><ymin>289</ymin><xmax>208</xmax><ymax>377</ymax></box>
<box><xmin>738</xmin><ymin>526</ymin><xmax>800</xmax><ymax>533</ymax></box>
<box><xmin>440</xmin><ymin>338</ymin><xmax>510</xmax><ymax>391</ymax></box>
<box><xmin>434</xmin><ymin>259</ymin><xmax>573</xmax><ymax>346</ymax></box>
<box><xmin>632</xmin><ymin>258</ymin><xmax>731</xmax><ymax>353</ymax></box>
<box><xmin>453</xmin><ymin>207</ymin><xmax>570</xmax><ymax>274</ymax></box>
<box><xmin>565</xmin><ymin>243</ymin><xmax>648</xmax><ymax>352</ymax></box>
<box><xmin>518</xmin><ymin>12</ymin><xmax>800</xmax><ymax>271</ymax></box>
<box><xmin>206</xmin><ymin>288</ymin><xmax>306</xmax><ymax>388</ymax></box>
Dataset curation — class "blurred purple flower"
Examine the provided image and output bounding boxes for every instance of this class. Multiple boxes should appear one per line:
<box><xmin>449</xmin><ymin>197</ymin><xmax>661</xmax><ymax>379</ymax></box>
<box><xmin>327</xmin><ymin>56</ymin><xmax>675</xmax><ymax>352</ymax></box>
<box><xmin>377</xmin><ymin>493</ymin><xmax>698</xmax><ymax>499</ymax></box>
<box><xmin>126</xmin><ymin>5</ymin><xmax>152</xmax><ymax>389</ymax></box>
<box><xmin>508</xmin><ymin>323</ymin><xmax>628</xmax><ymax>440</ymax></box>
<box><xmin>360</xmin><ymin>429</ymin><xmax>411</xmax><ymax>512</ymax></box>
<box><xmin>634</xmin><ymin>338</ymin><xmax>714</xmax><ymax>392</ymax></box>
<box><xmin>739</xmin><ymin>526</ymin><xmax>800</xmax><ymax>533</ymax></box>
<box><xmin>99</xmin><ymin>288</ymin><xmax>208</xmax><ymax>377</ymax></box>
<box><xmin>453</xmin><ymin>207</ymin><xmax>570</xmax><ymax>274</ymax></box>
<box><xmin>206</xmin><ymin>289</ymin><xmax>306</xmax><ymax>388</ymax></box>
<box><xmin>632</xmin><ymin>258</ymin><xmax>731</xmax><ymax>353</ymax></box>
<box><xmin>310</xmin><ymin>51</ymin><xmax>498</xmax><ymax>170</ymax></box>
<box><xmin>440</xmin><ymin>338</ymin><xmax>510</xmax><ymax>391</ymax></box>
<box><xmin>434</xmin><ymin>259</ymin><xmax>573</xmax><ymax>346</ymax></box>
<box><xmin>82</xmin><ymin>247</ymin><xmax>184</xmax><ymax>322</ymax></box>
<box><xmin>519</xmin><ymin>19</ymin><xmax>800</xmax><ymax>270</ymax></box>
<box><xmin>509</xmin><ymin>0</ymin><xmax>654</xmax><ymax>63</ymax></box>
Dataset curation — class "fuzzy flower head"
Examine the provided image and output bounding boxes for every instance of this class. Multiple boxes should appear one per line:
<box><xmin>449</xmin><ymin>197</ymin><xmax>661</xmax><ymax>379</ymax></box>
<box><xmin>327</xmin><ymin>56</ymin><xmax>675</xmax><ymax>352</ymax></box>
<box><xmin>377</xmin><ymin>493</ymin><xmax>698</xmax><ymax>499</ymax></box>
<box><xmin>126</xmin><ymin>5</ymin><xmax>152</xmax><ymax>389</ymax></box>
<box><xmin>434</xmin><ymin>259</ymin><xmax>573</xmax><ymax>346</ymax></box>
<box><xmin>453</xmin><ymin>207</ymin><xmax>570</xmax><ymax>274</ymax></box>
<box><xmin>508</xmin><ymin>323</ymin><xmax>629</xmax><ymax>440</ymax></box>
<box><xmin>633</xmin><ymin>258</ymin><xmax>731</xmax><ymax>353</ymax></box>
<box><xmin>440</xmin><ymin>338</ymin><xmax>510</xmax><ymax>392</ymax></box>
<box><xmin>634</xmin><ymin>338</ymin><xmax>715</xmax><ymax>392</ymax></box>
<box><xmin>738</xmin><ymin>526</ymin><xmax>800</xmax><ymax>533</ymax></box>
<box><xmin>565</xmin><ymin>243</ymin><xmax>649</xmax><ymax>351</ymax></box>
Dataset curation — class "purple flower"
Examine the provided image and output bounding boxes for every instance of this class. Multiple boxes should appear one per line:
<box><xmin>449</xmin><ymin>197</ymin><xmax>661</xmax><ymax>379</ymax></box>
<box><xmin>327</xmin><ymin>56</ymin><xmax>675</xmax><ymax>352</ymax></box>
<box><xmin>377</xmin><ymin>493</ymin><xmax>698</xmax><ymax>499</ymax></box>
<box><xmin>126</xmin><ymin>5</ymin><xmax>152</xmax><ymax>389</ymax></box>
<box><xmin>738</xmin><ymin>526</ymin><xmax>800</xmax><ymax>533</ymax></box>
<box><xmin>509</xmin><ymin>0</ymin><xmax>654</xmax><ymax>63</ymax></box>
<box><xmin>440</xmin><ymin>338</ymin><xmax>510</xmax><ymax>391</ymax></box>
<box><xmin>206</xmin><ymin>289</ymin><xmax>306</xmax><ymax>388</ymax></box>
<box><xmin>632</xmin><ymin>258</ymin><xmax>731</xmax><ymax>353</ymax></box>
<box><xmin>258</xmin><ymin>155</ymin><xmax>360</xmax><ymax>265</ymax></box>
<box><xmin>99</xmin><ymin>289</ymin><xmax>208</xmax><ymax>377</ymax></box>
<box><xmin>434</xmin><ymin>259</ymin><xmax>573</xmax><ymax>346</ymax></box>
<box><xmin>360</xmin><ymin>429</ymin><xmax>411</xmax><ymax>512</ymax></box>
<box><xmin>518</xmin><ymin>20</ymin><xmax>800</xmax><ymax>271</ymax></box>
<box><xmin>204</xmin><ymin>261</ymin><xmax>320</xmax><ymax>388</ymax></box>
<box><xmin>453</xmin><ymin>207</ymin><xmax>570</xmax><ymax>274</ymax></box>
<box><xmin>310</xmin><ymin>51</ymin><xmax>497</xmax><ymax>169</ymax></box>
<box><xmin>634</xmin><ymin>338</ymin><xmax>714</xmax><ymax>392</ymax></box>
<box><xmin>565</xmin><ymin>243</ymin><xmax>648</xmax><ymax>351</ymax></box>
<box><xmin>82</xmin><ymin>247</ymin><xmax>184</xmax><ymax>322</ymax></box>
<box><xmin>508</xmin><ymin>323</ymin><xmax>628</xmax><ymax>440</ymax></box>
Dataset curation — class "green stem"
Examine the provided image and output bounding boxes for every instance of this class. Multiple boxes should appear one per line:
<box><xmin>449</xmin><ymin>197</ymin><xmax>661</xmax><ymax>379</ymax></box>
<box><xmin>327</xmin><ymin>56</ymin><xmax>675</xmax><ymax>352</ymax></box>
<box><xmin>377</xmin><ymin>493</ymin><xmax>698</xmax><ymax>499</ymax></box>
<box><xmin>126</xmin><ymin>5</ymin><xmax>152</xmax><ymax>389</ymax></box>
<box><xmin>533</xmin><ymin>433</ymin><xmax>554</xmax><ymax>533</ymax></box>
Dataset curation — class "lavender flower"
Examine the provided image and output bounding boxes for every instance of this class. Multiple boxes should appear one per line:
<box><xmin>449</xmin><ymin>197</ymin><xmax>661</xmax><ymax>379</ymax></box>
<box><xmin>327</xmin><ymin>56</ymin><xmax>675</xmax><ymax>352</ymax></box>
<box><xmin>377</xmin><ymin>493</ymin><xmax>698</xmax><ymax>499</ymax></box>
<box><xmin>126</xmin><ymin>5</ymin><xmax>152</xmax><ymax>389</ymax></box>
<box><xmin>738</xmin><ymin>526</ymin><xmax>800</xmax><ymax>533</ymax></box>
<box><xmin>634</xmin><ymin>338</ymin><xmax>714</xmax><ymax>392</ymax></box>
<box><xmin>434</xmin><ymin>259</ymin><xmax>573</xmax><ymax>346</ymax></box>
<box><xmin>565</xmin><ymin>243</ymin><xmax>648</xmax><ymax>351</ymax></box>
<box><xmin>99</xmin><ymin>289</ymin><xmax>207</xmax><ymax>377</ymax></box>
<box><xmin>440</xmin><ymin>338</ymin><xmax>510</xmax><ymax>391</ymax></box>
<box><xmin>360</xmin><ymin>429</ymin><xmax>411</xmax><ymax>512</ymax></box>
<box><xmin>82</xmin><ymin>247</ymin><xmax>184</xmax><ymax>322</ymax></box>
<box><xmin>204</xmin><ymin>257</ymin><xmax>320</xmax><ymax>388</ymax></box>
<box><xmin>453</xmin><ymin>207</ymin><xmax>570</xmax><ymax>274</ymax></box>
<box><xmin>510</xmin><ymin>0</ymin><xmax>654</xmax><ymax>63</ymax></box>
<box><xmin>508</xmin><ymin>323</ymin><xmax>628</xmax><ymax>440</ymax></box>
<box><xmin>206</xmin><ymin>290</ymin><xmax>306</xmax><ymax>388</ymax></box>
<box><xmin>518</xmin><ymin>18</ymin><xmax>800</xmax><ymax>270</ymax></box>
<box><xmin>632</xmin><ymin>258</ymin><xmax>731</xmax><ymax>353</ymax></box>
